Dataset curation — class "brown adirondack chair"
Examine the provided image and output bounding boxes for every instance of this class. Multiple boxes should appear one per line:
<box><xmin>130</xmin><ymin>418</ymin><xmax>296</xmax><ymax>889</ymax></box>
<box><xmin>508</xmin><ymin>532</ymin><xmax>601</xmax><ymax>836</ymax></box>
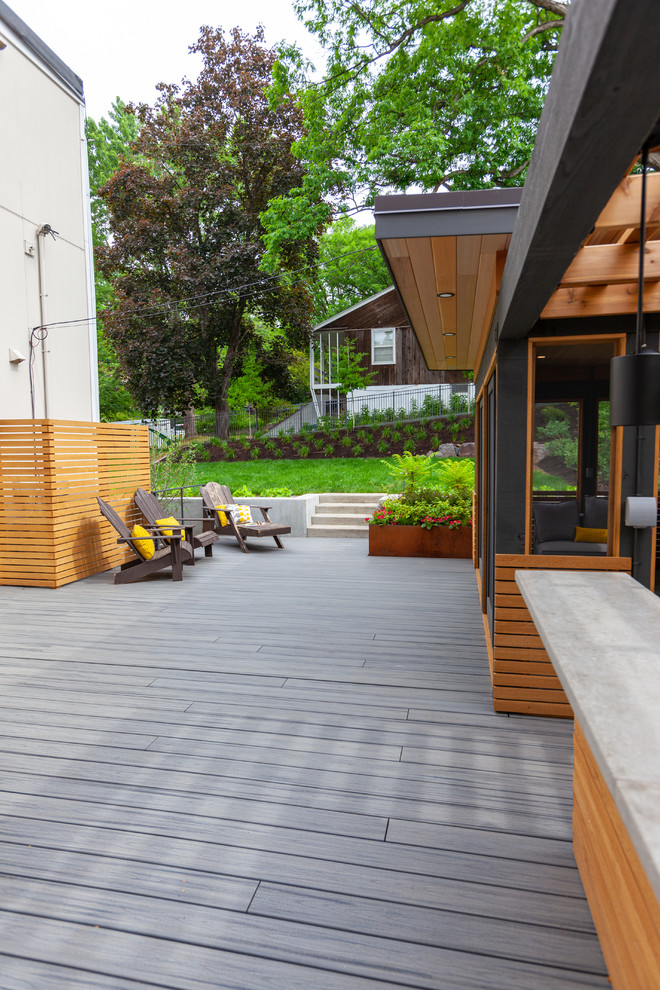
<box><xmin>97</xmin><ymin>497</ymin><xmax>192</xmax><ymax>583</ymax></box>
<box><xmin>200</xmin><ymin>481</ymin><xmax>291</xmax><ymax>553</ymax></box>
<box><xmin>134</xmin><ymin>488</ymin><xmax>218</xmax><ymax>562</ymax></box>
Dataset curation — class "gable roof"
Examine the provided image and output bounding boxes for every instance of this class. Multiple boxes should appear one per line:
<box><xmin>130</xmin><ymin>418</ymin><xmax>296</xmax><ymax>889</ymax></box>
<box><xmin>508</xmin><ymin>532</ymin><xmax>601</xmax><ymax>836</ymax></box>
<box><xmin>313</xmin><ymin>286</ymin><xmax>410</xmax><ymax>332</ymax></box>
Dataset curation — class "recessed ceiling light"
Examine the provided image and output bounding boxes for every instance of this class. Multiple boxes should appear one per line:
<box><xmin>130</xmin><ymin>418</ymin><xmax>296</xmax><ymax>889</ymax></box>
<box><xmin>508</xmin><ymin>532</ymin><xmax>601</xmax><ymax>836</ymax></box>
<box><xmin>537</xmin><ymin>354</ymin><xmax>547</xmax><ymax>359</ymax></box>
<box><xmin>443</xmin><ymin>332</ymin><xmax>455</xmax><ymax>337</ymax></box>
<box><xmin>437</xmin><ymin>292</ymin><xmax>455</xmax><ymax>298</ymax></box>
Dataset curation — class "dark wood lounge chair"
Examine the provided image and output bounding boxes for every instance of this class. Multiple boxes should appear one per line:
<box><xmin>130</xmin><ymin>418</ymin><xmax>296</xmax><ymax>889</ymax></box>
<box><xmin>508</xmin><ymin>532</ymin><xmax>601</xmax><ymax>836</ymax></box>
<box><xmin>97</xmin><ymin>496</ymin><xmax>192</xmax><ymax>583</ymax></box>
<box><xmin>134</xmin><ymin>487</ymin><xmax>218</xmax><ymax>562</ymax></box>
<box><xmin>200</xmin><ymin>481</ymin><xmax>291</xmax><ymax>553</ymax></box>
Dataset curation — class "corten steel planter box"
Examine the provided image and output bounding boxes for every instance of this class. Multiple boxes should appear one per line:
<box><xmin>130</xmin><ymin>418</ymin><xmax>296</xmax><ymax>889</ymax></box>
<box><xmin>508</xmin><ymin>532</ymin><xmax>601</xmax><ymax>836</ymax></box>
<box><xmin>368</xmin><ymin>524</ymin><xmax>472</xmax><ymax>558</ymax></box>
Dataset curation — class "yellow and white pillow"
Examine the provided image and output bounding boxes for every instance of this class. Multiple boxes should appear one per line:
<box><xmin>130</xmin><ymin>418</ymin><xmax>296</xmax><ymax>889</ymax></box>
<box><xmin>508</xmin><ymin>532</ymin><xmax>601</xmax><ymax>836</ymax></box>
<box><xmin>214</xmin><ymin>503</ymin><xmax>253</xmax><ymax>526</ymax></box>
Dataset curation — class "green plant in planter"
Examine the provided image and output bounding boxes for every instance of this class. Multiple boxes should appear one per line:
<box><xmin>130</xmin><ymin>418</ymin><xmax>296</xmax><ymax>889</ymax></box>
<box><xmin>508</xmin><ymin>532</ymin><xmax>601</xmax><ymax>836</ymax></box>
<box><xmin>352</xmin><ymin>443</ymin><xmax>363</xmax><ymax>456</ymax></box>
<box><xmin>323</xmin><ymin>443</ymin><xmax>335</xmax><ymax>456</ymax></box>
<box><xmin>298</xmin><ymin>445</ymin><xmax>310</xmax><ymax>458</ymax></box>
<box><xmin>369</xmin><ymin>485</ymin><xmax>472</xmax><ymax>528</ymax></box>
<box><xmin>436</xmin><ymin>458</ymin><xmax>475</xmax><ymax>492</ymax></box>
<box><xmin>250</xmin><ymin>446</ymin><xmax>260</xmax><ymax>460</ymax></box>
<box><xmin>264</xmin><ymin>439</ymin><xmax>276</xmax><ymax>451</ymax></box>
<box><xmin>274</xmin><ymin>448</ymin><xmax>283</xmax><ymax>458</ymax></box>
<box><xmin>390</xmin><ymin>429</ymin><xmax>401</xmax><ymax>443</ymax></box>
<box><xmin>340</xmin><ymin>435</ymin><xmax>353</xmax><ymax>448</ymax></box>
<box><xmin>382</xmin><ymin>451</ymin><xmax>436</xmax><ymax>493</ymax></box>
<box><xmin>377</xmin><ymin>438</ymin><xmax>389</xmax><ymax>454</ymax></box>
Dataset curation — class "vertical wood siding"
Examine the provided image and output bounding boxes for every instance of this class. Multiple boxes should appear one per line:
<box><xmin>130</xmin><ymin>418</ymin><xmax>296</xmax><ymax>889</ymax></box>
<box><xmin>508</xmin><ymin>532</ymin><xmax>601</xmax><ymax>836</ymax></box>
<box><xmin>0</xmin><ymin>420</ymin><xmax>150</xmax><ymax>588</ymax></box>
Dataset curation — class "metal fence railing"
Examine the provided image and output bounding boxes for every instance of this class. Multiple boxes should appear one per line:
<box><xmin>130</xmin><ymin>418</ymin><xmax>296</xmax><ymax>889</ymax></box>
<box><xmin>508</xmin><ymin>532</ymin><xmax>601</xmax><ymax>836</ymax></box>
<box><xmin>113</xmin><ymin>383</ymin><xmax>475</xmax><ymax>445</ymax></box>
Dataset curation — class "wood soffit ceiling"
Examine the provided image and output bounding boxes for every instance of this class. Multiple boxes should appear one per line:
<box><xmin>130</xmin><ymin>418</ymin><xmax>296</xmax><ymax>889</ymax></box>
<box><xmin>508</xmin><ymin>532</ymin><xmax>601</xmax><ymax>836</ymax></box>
<box><xmin>379</xmin><ymin>169</ymin><xmax>660</xmax><ymax>375</ymax></box>
<box><xmin>379</xmin><ymin>233</ymin><xmax>511</xmax><ymax>373</ymax></box>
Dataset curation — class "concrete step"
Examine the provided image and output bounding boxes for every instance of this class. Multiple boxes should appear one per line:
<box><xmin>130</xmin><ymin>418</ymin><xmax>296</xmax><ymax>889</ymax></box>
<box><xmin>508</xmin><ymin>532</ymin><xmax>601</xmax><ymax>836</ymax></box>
<box><xmin>307</xmin><ymin>523</ymin><xmax>369</xmax><ymax>539</ymax></box>
<box><xmin>315</xmin><ymin>502</ymin><xmax>377</xmax><ymax>516</ymax></box>
<box><xmin>310</xmin><ymin>512</ymin><xmax>370</xmax><ymax>526</ymax></box>
<box><xmin>317</xmin><ymin>492</ymin><xmax>386</xmax><ymax>504</ymax></box>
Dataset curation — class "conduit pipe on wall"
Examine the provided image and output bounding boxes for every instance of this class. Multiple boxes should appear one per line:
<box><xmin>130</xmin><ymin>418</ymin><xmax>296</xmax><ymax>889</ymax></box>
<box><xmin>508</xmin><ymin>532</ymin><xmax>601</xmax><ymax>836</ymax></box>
<box><xmin>36</xmin><ymin>224</ymin><xmax>55</xmax><ymax>418</ymax></box>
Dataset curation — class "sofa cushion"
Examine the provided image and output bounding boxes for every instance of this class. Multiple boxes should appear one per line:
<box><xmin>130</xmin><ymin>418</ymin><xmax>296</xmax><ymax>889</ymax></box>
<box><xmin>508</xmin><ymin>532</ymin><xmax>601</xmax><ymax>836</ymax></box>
<box><xmin>583</xmin><ymin>495</ymin><xmax>609</xmax><ymax>529</ymax></box>
<box><xmin>537</xmin><ymin>540</ymin><xmax>607</xmax><ymax>556</ymax></box>
<box><xmin>533</xmin><ymin>500</ymin><xmax>579</xmax><ymax>545</ymax></box>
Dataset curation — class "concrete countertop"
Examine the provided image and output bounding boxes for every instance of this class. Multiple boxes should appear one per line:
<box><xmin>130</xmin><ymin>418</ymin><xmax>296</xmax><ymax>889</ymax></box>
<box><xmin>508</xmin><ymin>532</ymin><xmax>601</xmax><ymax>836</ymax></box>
<box><xmin>515</xmin><ymin>569</ymin><xmax>660</xmax><ymax>904</ymax></box>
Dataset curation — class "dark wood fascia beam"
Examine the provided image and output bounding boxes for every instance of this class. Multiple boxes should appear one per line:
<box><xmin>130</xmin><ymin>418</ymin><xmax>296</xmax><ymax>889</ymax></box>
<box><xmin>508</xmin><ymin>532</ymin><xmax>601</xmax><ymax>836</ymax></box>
<box><xmin>496</xmin><ymin>0</ymin><xmax>660</xmax><ymax>341</ymax></box>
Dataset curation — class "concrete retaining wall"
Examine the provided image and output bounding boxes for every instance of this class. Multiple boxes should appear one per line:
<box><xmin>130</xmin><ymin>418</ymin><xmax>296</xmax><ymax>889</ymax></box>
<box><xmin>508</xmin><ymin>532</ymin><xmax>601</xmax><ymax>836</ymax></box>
<box><xmin>177</xmin><ymin>495</ymin><xmax>320</xmax><ymax>538</ymax></box>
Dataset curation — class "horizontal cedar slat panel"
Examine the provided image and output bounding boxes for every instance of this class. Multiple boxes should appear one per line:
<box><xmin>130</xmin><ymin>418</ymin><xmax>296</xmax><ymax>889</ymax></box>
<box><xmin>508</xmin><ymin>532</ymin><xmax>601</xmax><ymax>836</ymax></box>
<box><xmin>491</xmin><ymin>554</ymin><xmax>632</xmax><ymax>719</ymax></box>
<box><xmin>494</xmin><ymin>699</ymin><xmax>572</xmax><ymax>717</ymax></box>
<box><xmin>0</xmin><ymin>419</ymin><xmax>150</xmax><ymax>588</ymax></box>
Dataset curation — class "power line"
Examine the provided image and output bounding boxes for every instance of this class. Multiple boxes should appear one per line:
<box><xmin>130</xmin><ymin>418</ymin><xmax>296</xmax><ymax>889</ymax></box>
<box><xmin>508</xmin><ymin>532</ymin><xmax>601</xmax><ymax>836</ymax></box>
<box><xmin>33</xmin><ymin>243</ymin><xmax>382</xmax><ymax>333</ymax></box>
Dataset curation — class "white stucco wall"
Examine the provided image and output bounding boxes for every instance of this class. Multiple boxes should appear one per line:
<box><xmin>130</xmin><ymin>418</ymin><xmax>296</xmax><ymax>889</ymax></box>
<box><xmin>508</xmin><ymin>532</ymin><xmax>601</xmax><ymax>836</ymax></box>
<box><xmin>0</xmin><ymin>10</ymin><xmax>97</xmax><ymax>420</ymax></box>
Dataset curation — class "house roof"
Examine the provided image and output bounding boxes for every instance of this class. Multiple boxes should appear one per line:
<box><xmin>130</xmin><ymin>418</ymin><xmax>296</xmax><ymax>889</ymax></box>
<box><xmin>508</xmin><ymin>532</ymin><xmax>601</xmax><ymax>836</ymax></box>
<box><xmin>374</xmin><ymin>189</ymin><xmax>520</xmax><ymax>371</ymax></box>
<box><xmin>0</xmin><ymin>0</ymin><xmax>84</xmax><ymax>103</ymax></box>
<box><xmin>313</xmin><ymin>286</ymin><xmax>410</xmax><ymax>332</ymax></box>
<box><xmin>373</xmin><ymin>0</ymin><xmax>660</xmax><ymax>372</ymax></box>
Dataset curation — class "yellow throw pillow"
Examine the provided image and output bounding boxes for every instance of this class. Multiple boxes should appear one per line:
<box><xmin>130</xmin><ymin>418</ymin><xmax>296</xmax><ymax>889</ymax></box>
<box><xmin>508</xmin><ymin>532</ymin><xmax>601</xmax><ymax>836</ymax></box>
<box><xmin>575</xmin><ymin>526</ymin><xmax>608</xmax><ymax>544</ymax></box>
<box><xmin>131</xmin><ymin>524</ymin><xmax>155</xmax><ymax>559</ymax></box>
<box><xmin>156</xmin><ymin>516</ymin><xmax>185</xmax><ymax>541</ymax></box>
<box><xmin>214</xmin><ymin>504</ymin><xmax>231</xmax><ymax>527</ymax></box>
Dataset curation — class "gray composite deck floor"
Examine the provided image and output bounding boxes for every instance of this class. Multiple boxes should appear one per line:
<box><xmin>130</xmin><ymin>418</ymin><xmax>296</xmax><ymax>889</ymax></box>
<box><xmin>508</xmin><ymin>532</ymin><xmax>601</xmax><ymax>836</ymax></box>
<box><xmin>0</xmin><ymin>537</ymin><xmax>608</xmax><ymax>989</ymax></box>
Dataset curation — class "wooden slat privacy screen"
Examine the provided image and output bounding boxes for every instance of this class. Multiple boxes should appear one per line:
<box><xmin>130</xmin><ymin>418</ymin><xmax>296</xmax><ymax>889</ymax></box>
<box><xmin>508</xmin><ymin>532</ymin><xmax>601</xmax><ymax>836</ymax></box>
<box><xmin>0</xmin><ymin>420</ymin><xmax>150</xmax><ymax>588</ymax></box>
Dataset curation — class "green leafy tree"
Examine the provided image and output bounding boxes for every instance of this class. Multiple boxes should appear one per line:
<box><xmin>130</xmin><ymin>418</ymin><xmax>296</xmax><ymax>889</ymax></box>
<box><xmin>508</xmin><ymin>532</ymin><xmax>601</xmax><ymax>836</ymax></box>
<box><xmin>335</xmin><ymin>338</ymin><xmax>377</xmax><ymax>396</ymax></box>
<box><xmin>263</xmin><ymin>0</ymin><xmax>569</xmax><ymax>262</ymax></box>
<box><xmin>312</xmin><ymin>218</ymin><xmax>391</xmax><ymax>322</ymax></box>
<box><xmin>86</xmin><ymin>100</ymin><xmax>141</xmax><ymax>420</ymax></box>
<box><xmin>97</xmin><ymin>27</ymin><xmax>319</xmax><ymax>438</ymax></box>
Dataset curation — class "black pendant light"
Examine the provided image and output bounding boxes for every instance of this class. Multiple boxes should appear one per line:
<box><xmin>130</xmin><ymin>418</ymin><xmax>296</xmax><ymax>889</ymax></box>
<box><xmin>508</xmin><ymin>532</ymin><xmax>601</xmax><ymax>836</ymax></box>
<box><xmin>610</xmin><ymin>141</ymin><xmax>660</xmax><ymax>426</ymax></box>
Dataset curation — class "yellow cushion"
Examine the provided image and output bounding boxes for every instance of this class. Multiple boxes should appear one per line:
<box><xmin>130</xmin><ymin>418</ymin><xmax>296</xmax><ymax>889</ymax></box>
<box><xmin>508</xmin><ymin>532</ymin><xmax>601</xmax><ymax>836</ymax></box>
<box><xmin>156</xmin><ymin>516</ymin><xmax>185</xmax><ymax>541</ymax></box>
<box><xmin>131</xmin><ymin>524</ymin><xmax>155</xmax><ymax>559</ymax></box>
<box><xmin>575</xmin><ymin>526</ymin><xmax>608</xmax><ymax>544</ymax></box>
<box><xmin>214</xmin><ymin>504</ymin><xmax>231</xmax><ymax>527</ymax></box>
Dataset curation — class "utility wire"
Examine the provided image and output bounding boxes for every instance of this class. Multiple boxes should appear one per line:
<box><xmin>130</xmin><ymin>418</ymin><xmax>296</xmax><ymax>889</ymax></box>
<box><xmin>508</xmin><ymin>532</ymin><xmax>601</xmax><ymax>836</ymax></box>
<box><xmin>32</xmin><ymin>243</ymin><xmax>381</xmax><ymax>333</ymax></box>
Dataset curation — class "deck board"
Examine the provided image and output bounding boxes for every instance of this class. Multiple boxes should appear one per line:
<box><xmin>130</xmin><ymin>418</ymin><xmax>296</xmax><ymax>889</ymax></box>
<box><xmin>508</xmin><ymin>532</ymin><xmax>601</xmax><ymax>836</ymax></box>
<box><xmin>0</xmin><ymin>537</ymin><xmax>608</xmax><ymax>988</ymax></box>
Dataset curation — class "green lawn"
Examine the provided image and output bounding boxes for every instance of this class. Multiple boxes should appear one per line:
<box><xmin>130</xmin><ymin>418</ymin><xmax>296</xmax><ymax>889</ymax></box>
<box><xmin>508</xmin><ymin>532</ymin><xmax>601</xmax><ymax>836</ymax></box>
<box><xmin>533</xmin><ymin>468</ymin><xmax>577</xmax><ymax>492</ymax></box>
<box><xmin>189</xmin><ymin>457</ymin><xmax>457</xmax><ymax>495</ymax></box>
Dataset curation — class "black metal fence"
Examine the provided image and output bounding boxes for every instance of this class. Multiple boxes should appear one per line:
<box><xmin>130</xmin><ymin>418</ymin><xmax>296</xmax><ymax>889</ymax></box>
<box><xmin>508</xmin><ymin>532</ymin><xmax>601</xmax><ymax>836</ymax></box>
<box><xmin>114</xmin><ymin>383</ymin><xmax>475</xmax><ymax>447</ymax></box>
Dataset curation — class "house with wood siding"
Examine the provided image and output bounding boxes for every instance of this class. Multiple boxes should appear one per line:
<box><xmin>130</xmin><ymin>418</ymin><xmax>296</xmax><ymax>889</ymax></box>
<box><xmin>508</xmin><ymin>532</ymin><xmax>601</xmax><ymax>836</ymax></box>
<box><xmin>310</xmin><ymin>285</ymin><xmax>469</xmax><ymax>418</ymax></box>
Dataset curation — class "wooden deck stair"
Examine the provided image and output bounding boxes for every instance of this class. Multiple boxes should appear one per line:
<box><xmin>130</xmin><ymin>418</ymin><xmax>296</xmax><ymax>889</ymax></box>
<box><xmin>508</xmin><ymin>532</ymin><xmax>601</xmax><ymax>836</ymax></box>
<box><xmin>307</xmin><ymin>492</ymin><xmax>385</xmax><ymax>538</ymax></box>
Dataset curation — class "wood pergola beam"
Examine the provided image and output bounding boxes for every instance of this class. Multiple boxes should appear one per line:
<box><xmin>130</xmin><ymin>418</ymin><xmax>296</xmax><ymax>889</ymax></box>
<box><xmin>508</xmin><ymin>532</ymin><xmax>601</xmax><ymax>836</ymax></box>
<box><xmin>542</xmin><ymin>281</ymin><xmax>660</xmax><ymax>319</ymax></box>
<box><xmin>495</xmin><ymin>0</ymin><xmax>660</xmax><ymax>340</ymax></box>
<box><xmin>560</xmin><ymin>240</ymin><xmax>660</xmax><ymax>287</ymax></box>
<box><xmin>593</xmin><ymin>173</ymin><xmax>660</xmax><ymax>232</ymax></box>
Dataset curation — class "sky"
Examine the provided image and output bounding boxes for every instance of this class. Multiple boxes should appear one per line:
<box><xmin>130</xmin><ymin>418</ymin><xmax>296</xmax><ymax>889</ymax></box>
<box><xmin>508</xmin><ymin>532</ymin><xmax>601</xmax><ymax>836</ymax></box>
<box><xmin>8</xmin><ymin>0</ymin><xmax>326</xmax><ymax>121</ymax></box>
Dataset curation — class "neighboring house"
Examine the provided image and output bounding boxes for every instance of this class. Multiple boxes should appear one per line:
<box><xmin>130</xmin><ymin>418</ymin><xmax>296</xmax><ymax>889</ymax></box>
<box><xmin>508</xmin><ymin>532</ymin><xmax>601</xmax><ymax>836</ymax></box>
<box><xmin>0</xmin><ymin>1</ymin><xmax>98</xmax><ymax>420</ymax></box>
<box><xmin>310</xmin><ymin>285</ymin><xmax>469</xmax><ymax>417</ymax></box>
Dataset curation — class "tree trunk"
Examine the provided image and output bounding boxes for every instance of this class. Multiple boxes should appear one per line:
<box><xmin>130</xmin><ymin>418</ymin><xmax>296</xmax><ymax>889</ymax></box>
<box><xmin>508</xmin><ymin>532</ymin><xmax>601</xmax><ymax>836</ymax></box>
<box><xmin>212</xmin><ymin>303</ymin><xmax>246</xmax><ymax>440</ymax></box>
<box><xmin>183</xmin><ymin>406</ymin><xmax>196</xmax><ymax>438</ymax></box>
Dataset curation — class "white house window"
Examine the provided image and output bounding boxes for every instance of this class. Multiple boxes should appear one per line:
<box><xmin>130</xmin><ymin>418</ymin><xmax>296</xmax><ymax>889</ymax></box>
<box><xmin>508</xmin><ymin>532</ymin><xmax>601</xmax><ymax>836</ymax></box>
<box><xmin>371</xmin><ymin>327</ymin><xmax>396</xmax><ymax>365</ymax></box>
